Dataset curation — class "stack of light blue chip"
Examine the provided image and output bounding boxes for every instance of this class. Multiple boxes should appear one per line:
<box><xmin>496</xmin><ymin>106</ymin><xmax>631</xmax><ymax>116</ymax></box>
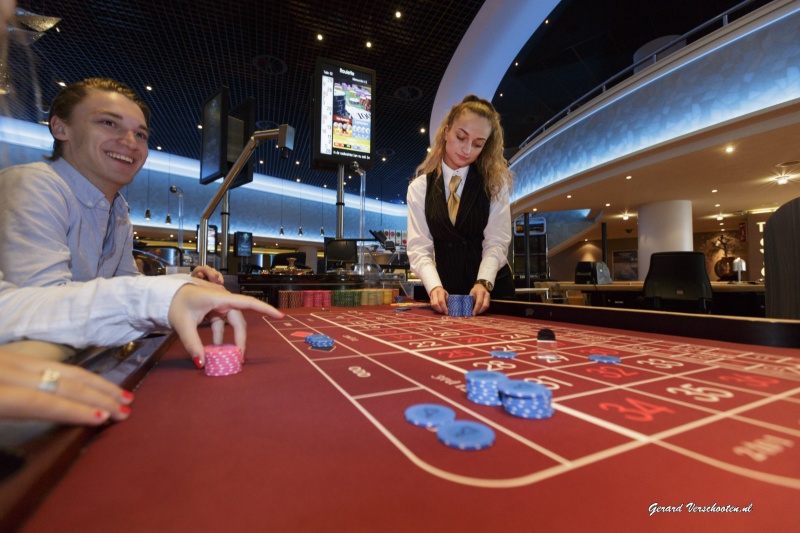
<box><xmin>498</xmin><ymin>380</ymin><xmax>554</xmax><ymax>419</ymax></box>
<box><xmin>447</xmin><ymin>295</ymin><xmax>474</xmax><ymax>317</ymax></box>
<box><xmin>465</xmin><ymin>370</ymin><xmax>509</xmax><ymax>406</ymax></box>
<box><xmin>305</xmin><ymin>333</ymin><xmax>335</xmax><ymax>348</ymax></box>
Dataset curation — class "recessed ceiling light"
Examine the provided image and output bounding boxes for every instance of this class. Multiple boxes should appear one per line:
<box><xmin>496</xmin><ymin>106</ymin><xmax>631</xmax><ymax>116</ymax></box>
<box><xmin>146</xmin><ymin>86</ymin><xmax>153</xmax><ymax>91</ymax></box>
<box><xmin>716</xmin><ymin>215</ymin><xmax>723</xmax><ymax>220</ymax></box>
<box><xmin>711</xmin><ymin>189</ymin><xmax>718</xmax><ymax>193</ymax></box>
<box><xmin>317</xmin><ymin>34</ymin><xmax>323</xmax><ymax>41</ymax></box>
<box><xmin>777</xmin><ymin>176</ymin><xmax>789</xmax><ymax>185</ymax></box>
<box><xmin>605</xmin><ymin>203</ymin><xmax>610</xmax><ymax>207</ymax></box>
<box><xmin>715</xmin><ymin>204</ymin><xmax>720</xmax><ymax>207</ymax></box>
<box><xmin>725</xmin><ymin>146</ymin><xmax>734</xmax><ymax>153</ymax></box>
<box><xmin>395</xmin><ymin>11</ymin><xmax>402</xmax><ymax>18</ymax></box>
<box><xmin>420</xmin><ymin>127</ymin><xmax>426</xmax><ymax>133</ymax></box>
<box><xmin>366</xmin><ymin>41</ymin><xmax>372</xmax><ymax>48</ymax></box>
<box><xmin>296</xmin><ymin>160</ymin><xmax>300</xmax><ymax>165</ymax></box>
<box><xmin>197</xmin><ymin>125</ymin><xmax>202</xmax><ymax>129</ymax></box>
<box><xmin>296</xmin><ymin>178</ymin><xmax>300</xmax><ymax>182</ymax></box>
<box><xmin>566</xmin><ymin>195</ymin><xmax>572</xmax><ymax>198</ymax></box>
<box><xmin>625</xmin><ymin>175</ymin><xmax>632</xmax><ymax>180</ymax></box>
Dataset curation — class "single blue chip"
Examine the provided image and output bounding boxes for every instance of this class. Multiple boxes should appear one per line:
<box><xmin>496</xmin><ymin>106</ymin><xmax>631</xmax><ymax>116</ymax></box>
<box><xmin>310</xmin><ymin>339</ymin><xmax>335</xmax><ymax>348</ymax></box>
<box><xmin>405</xmin><ymin>404</ymin><xmax>457</xmax><ymax>428</ymax></box>
<box><xmin>490</xmin><ymin>350</ymin><xmax>517</xmax><ymax>359</ymax></box>
<box><xmin>305</xmin><ymin>334</ymin><xmax>329</xmax><ymax>343</ymax></box>
<box><xmin>436</xmin><ymin>420</ymin><xmax>495</xmax><ymax>451</ymax></box>
<box><xmin>589</xmin><ymin>354</ymin><xmax>621</xmax><ymax>364</ymax></box>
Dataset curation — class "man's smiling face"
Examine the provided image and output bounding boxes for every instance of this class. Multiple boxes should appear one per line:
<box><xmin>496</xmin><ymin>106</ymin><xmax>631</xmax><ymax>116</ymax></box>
<box><xmin>51</xmin><ymin>88</ymin><xmax>149</xmax><ymax>201</ymax></box>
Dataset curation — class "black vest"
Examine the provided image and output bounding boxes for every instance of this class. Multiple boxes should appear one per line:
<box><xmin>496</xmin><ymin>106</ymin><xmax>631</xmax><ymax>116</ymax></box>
<box><xmin>424</xmin><ymin>166</ymin><xmax>514</xmax><ymax>297</ymax></box>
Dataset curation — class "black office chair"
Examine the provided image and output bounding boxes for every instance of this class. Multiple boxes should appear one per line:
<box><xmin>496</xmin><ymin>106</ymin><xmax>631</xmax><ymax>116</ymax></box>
<box><xmin>765</xmin><ymin>196</ymin><xmax>800</xmax><ymax>319</ymax></box>
<box><xmin>324</xmin><ymin>239</ymin><xmax>358</xmax><ymax>271</ymax></box>
<box><xmin>642</xmin><ymin>251</ymin><xmax>713</xmax><ymax>314</ymax></box>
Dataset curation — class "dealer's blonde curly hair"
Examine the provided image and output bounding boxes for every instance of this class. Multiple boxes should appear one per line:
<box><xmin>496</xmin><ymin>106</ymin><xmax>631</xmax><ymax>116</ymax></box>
<box><xmin>416</xmin><ymin>94</ymin><xmax>512</xmax><ymax>199</ymax></box>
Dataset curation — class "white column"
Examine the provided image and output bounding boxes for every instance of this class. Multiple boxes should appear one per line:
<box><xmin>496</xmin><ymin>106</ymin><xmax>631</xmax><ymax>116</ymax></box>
<box><xmin>637</xmin><ymin>200</ymin><xmax>693</xmax><ymax>280</ymax></box>
<box><xmin>298</xmin><ymin>245</ymin><xmax>320</xmax><ymax>273</ymax></box>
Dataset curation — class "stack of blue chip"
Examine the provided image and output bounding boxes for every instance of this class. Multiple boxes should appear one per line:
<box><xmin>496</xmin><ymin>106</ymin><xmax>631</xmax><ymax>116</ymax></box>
<box><xmin>465</xmin><ymin>370</ymin><xmax>509</xmax><ymax>406</ymax></box>
<box><xmin>447</xmin><ymin>295</ymin><xmax>474</xmax><ymax>317</ymax></box>
<box><xmin>305</xmin><ymin>333</ymin><xmax>335</xmax><ymax>348</ymax></box>
<box><xmin>498</xmin><ymin>380</ymin><xmax>554</xmax><ymax>419</ymax></box>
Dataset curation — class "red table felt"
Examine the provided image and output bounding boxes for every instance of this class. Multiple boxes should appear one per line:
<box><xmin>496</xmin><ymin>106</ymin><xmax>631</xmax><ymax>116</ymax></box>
<box><xmin>20</xmin><ymin>306</ymin><xmax>800</xmax><ymax>532</ymax></box>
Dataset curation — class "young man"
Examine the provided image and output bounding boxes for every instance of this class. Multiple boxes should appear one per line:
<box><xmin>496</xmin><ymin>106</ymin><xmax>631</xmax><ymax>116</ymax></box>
<box><xmin>0</xmin><ymin>78</ymin><xmax>221</xmax><ymax>286</ymax></box>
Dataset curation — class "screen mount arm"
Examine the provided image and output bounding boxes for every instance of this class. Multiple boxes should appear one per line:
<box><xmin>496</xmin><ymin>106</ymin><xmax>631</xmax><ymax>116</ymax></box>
<box><xmin>198</xmin><ymin>124</ymin><xmax>295</xmax><ymax>266</ymax></box>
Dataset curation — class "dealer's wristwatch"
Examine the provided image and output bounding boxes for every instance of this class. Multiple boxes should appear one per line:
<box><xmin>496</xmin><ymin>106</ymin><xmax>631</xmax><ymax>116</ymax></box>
<box><xmin>476</xmin><ymin>279</ymin><xmax>493</xmax><ymax>292</ymax></box>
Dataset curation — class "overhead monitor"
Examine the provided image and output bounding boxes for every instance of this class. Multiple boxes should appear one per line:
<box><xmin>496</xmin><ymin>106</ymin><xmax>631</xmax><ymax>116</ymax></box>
<box><xmin>311</xmin><ymin>57</ymin><xmax>375</xmax><ymax>170</ymax></box>
<box><xmin>200</xmin><ymin>87</ymin><xmax>255</xmax><ymax>189</ymax></box>
<box><xmin>200</xmin><ymin>87</ymin><xmax>229</xmax><ymax>185</ymax></box>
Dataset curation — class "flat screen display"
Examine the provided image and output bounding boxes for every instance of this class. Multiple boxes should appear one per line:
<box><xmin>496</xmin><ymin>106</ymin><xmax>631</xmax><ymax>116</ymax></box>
<box><xmin>200</xmin><ymin>87</ymin><xmax>229</xmax><ymax>185</ymax></box>
<box><xmin>196</xmin><ymin>224</ymin><xmax>218</xmax><ymax>254</ymax></box>
<box><xmin>234</xmin><ymin>231</ymin><xmax>252</xmax><ymax>257</ymax></box>
<box><xmin>311</xmin><ymin>57</ymin><xmax>375</xmax><ymax>170</ymax></box>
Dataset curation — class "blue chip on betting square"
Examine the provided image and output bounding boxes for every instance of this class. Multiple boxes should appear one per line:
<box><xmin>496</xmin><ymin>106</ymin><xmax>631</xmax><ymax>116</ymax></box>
<box><xmin>589</xmin><ymin>354</ymin><xmax>621</xmax><ymax>364</ymax></box>
<box><xmin>490</xmin><ymin>350</ymin><xmax>517</xmax><ymax>359</ymax></box>
<box><xmin>305</xmin><ymin>334</ymin><xmax>329</xmax><ymax>344</ymax></box>
<box><xmin>404</xmin><ymin>404</ymin><xmax>457</xmax><ymax>428</ymax></box>
<box><xmin>436</xmin><ymin>420</ymin><xmax>495</xmax><ymax>451</ymax></box>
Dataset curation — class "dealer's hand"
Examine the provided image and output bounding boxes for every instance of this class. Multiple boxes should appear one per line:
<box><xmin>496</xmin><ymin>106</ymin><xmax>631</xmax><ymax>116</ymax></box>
<box><xmin>0</xmin><ymin>349</ymin><xmax>134</xmax><ymax>425</ymax></box>
<box><xmin>470</xmin><ymin>283</ymin><xmax>491</xmax><ymax>315</ymax></box>
<box><xmin>167</xmin><ymin>283</ymin><xmax>285</xmax><ymax>368</ymax></box>
<box><xmin>429</xmin><ymin>286</ymin><xmax>450</xmax><ymax>315</ymax></box>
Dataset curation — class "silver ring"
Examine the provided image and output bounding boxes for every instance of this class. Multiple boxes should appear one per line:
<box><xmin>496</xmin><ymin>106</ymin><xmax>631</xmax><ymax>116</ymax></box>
<box><xmin>38</xmin><ymin>369</ymin><xmax>61</xmax><ymax>393</ymax></box>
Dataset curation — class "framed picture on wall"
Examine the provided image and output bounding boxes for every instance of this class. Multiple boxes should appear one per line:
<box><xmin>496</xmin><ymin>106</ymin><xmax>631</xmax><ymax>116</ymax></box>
<box><xmin>612</xmin><ymin>250</ymin><xmax>638</xmax><ymax>281</ymax></box>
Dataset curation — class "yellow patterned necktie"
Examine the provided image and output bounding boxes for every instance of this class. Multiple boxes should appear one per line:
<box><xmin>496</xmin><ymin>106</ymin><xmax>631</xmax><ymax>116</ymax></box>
<box><xmin>448</xmin><ymin>173</ymin><xmax>461</xmax><ymax>225</ymax></box>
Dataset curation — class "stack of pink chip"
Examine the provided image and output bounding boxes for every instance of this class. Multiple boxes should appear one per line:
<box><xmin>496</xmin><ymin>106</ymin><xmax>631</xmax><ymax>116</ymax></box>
<box><xmin>204</xmin><ymin>344</ymin><xmax>243</xmax><ymax>377</ymax></box>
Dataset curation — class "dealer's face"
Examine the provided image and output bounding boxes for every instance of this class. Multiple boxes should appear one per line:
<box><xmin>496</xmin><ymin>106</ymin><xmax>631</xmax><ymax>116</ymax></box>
<box><xmin>51</xmin><ymin>88</ymin><xmax>149</xmax><ymax>202</ymax></box>
<box><xmin>443</xmin><ymin>111</ymin><xmax>491</xmax><ymax>170</ymax></box>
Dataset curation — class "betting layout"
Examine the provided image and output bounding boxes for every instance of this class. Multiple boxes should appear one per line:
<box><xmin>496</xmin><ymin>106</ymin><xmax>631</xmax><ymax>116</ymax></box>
<box><xmin>264</xmin><ymin>308</ymin><xmax>800</xmax><ymax>490</ymax></box>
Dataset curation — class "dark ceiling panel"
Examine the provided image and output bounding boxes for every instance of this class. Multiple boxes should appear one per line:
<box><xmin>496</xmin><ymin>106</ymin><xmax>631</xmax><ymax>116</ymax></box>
<box><xmin>8</xmin><ymin>0</ymin><xmax>772</xmax><ymax>202</ymax></box>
